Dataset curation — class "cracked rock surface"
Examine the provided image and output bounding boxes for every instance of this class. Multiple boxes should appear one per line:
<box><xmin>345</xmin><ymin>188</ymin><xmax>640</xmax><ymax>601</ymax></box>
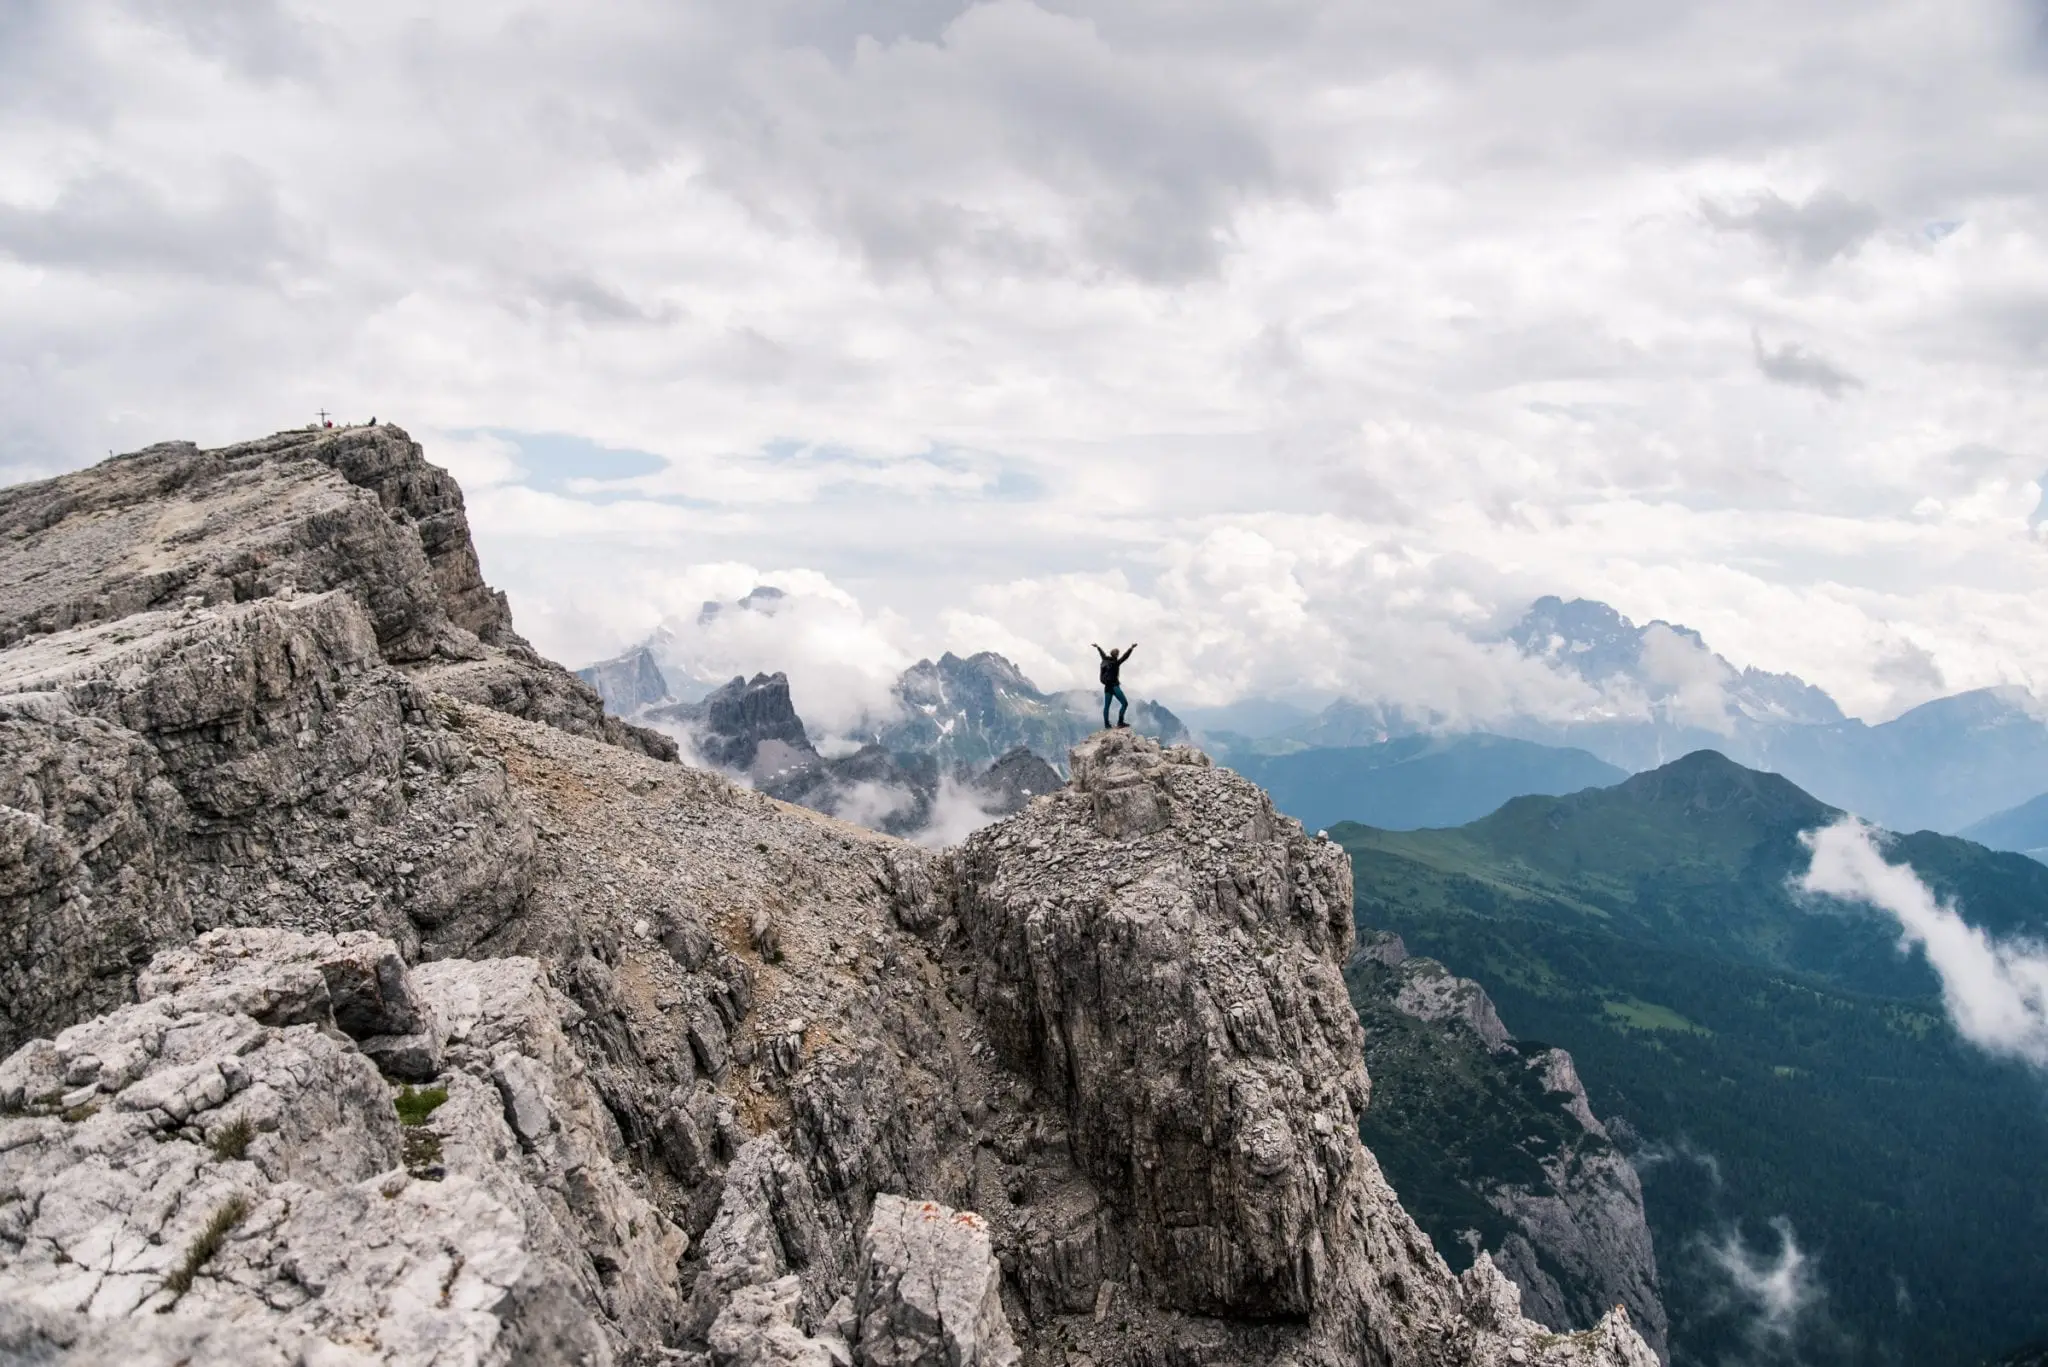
<box><xmin>0</xmin><ymin>927</ymin><xmax>670</xmax><ymax>1365</ymax></box>
<box><xmin>0</xmin><ymin>435</ymin><xmax>1658</xmax><ymax>1367</ymax></box>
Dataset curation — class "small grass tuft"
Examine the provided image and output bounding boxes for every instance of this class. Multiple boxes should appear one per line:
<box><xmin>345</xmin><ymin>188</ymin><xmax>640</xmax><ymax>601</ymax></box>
<box><xmin>158</xmin><ymin>1194</ymin><xmax>249</xmax><ymax>1307</ymax></box>
<box><xmin>59</xmin><ymin>1102</ymin><xmax>99</xmax><ymax>1124</ymax></box>
<box><xmin>394</xmin><ymin>1084</ymin><xmax>448</xmax><ymax>1127</ymax></box>
<box><xmin>209</xmin><ymin>1116</ymin><xmax>255</xmax><ymax>1162</ymax></box>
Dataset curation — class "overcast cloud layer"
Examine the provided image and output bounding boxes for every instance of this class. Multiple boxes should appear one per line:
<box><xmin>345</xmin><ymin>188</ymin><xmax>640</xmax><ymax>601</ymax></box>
<box><xmin>7</xmin><ymin>0</ymin><xmax>2048</xmax><ymax>723</ymax></box>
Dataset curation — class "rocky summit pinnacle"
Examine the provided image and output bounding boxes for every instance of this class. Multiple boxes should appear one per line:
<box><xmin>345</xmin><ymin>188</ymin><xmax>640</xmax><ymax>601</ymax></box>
<box><xmin>0</xmin><ymin>430</ymin><xmax>1656</xmax><ymax>1366</ymax></box>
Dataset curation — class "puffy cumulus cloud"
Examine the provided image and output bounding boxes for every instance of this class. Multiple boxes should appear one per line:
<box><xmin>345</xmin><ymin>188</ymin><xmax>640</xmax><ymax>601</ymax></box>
<box><xmin>584</xmin><ymin>569</ymin><xmax>918</xmax><ymax>740</ymax></box>
<box><xmin>1800</xmin><ymin>819</ymin><xmax>2048</xmax><ymax>1068</ymax></box>
<box><xmin>937</xmin><ymin>518</ymin><xmax>1607</xmax><ymax>722</ymax></box>
<box><xmin>7</xmin><ymin>0</ymin><xmax>2048</xmax><ymax>717</ymax></box>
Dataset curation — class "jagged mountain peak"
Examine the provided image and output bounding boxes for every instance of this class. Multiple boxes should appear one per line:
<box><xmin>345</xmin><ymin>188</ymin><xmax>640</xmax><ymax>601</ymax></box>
<box><xmin>1506</xmin><ymin>594</ymin><xmax>1845</xmax><ymax>731</ymax></box>
<box><xmin>1508</xmin><ymin>595</ymin><xmax>1697</xmax><ymax>679</ymax></box>
<box><xmin>577</xmin><ymin>642</ymin><xmax>671</xmax><ymax>714</ymax></box>
<box><xmin>696</xmin><ymin>583</ymin><xmax>787</xmax><ymax>624</ymax></box>
<box><xmin>645</xmin><ymin>670</ymin><xmax>815</xmax><ymax>777</ymax></box>
<box><xmin>1888</xmin><ymin>682</ymin><xmax>2045</xmax><ymax>731</ymax></box>
<box><xmin>905</xmin><ymin>649</ymin><xmax>1036</xmax><ymax>695</ymax></box>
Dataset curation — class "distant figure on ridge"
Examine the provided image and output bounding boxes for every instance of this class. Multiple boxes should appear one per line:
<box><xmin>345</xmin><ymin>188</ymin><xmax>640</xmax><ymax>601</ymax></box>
<box><xmin>1094</xmin><ymin>641</ymin><xmax>1137</xmax><ymax>730</ymax></box>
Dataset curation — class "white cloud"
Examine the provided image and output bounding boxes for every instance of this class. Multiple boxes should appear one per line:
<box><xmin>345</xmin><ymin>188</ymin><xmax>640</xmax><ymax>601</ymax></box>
<box><xmin>1703</xmin><ymin>189</ymin><xmax>1882</xmax><ymax>269</ymax></box>
<box><xmin>907</xmin><ymin>776</ymin><xmax>1007</xmax><ymax>848</ymax></box>
<box><xmin>1638</xmin><ymin>623</ymin><xmax>1737</xmax><ymax>734</ymax></box>
<box><xmin>815</xmin><ymin>778</ymin><xmax>917</xmax><ymax>833</ymax></box>
<box><xmin>1799</xmin><ymin>818</ymin><xmax>2048</xmax><ymax>1068</ymax></box>
<box><xmin>1704</xmin><ymin>1217</ymin><xmax>1825</xmax><ymax>1353</ymax></box>
<box><xmin>6</xmin><ymin>1</ymin><xmax>2048</xmax><ymax>721</ymax></box>
<box><xmin>1751</xmin><ymin>331</ymin><xmax>1865</xmax><ymax>399</ymax></box>
<box><xmin>602</xmin><ymin>571</ymin><xmax>917</xmax><ymax>740</ymax></box>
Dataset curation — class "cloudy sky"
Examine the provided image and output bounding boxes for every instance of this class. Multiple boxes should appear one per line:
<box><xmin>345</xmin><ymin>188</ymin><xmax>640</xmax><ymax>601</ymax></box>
<box><xmin>6</xmin><ymin>0</ymin><xmax>2048</xmax><ymax>727</ymax></box>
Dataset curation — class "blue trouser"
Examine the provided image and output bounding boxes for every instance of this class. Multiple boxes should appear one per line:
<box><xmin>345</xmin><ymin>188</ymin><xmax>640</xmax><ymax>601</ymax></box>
<box><xmin>1103</xmin><ymin>684</ymin><xmax>1127</xmax><ymax>728</ymax></box>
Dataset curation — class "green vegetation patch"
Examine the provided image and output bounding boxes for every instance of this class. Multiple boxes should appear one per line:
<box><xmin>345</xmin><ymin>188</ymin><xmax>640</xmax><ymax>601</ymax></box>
<box><xmin>394</xmin><ymin>1084</ymin><xmax>448</xmax><ymax>1127</ymax></box>
<box><xmin>1601</xmin><ymin>996</ymin><xmax>1710</xmax><ymax>1035</ymax></box>
<box><xmin>1345</xmin><ymin>957</ymin><xmax>1604</xmax><ymax>1280</ymax></box>
<box><xmin>208</xmin><ymin>1116</ymin><xmax>254</xmax><ymax>1162</ymax></box>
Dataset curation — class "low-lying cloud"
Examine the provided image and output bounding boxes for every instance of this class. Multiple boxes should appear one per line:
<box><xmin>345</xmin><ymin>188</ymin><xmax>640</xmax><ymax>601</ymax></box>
<box><xmin>1799</xmin><ymin>818</ymin><xmax>2048</xmax><ymax>1068</ymax></box>
<box><xmin>1703</xmin><ymin>1217</ymin><xmax>1826</xmax><ymax>1358</ymax></box>
<box><xmin>1627</xmin><ymin>1133</ymin><xmax>1726</xmax><ymax>1190</ymax></box>
<box><xmin>906</xmin><ymin>776</ymin><xmax>1007</xmax><ymax>849</ymax></box>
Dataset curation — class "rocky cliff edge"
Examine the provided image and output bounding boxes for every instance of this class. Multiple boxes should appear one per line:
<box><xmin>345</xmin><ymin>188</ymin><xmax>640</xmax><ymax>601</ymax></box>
<box><xmin>0</xmin><ymin>436</ymin><xmax>1656</xmax><ymax>1367</ymax></box>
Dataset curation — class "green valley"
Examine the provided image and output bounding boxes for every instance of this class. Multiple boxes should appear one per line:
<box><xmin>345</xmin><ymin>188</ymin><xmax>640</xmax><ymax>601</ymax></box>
<box><xmin>1336</xmin><ymin>751</ymin><xmax>2048</xmax><ymax>1367</ymax></box>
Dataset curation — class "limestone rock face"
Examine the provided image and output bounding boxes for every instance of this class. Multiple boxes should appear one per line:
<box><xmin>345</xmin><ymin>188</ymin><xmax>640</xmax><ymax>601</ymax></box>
<box><xmin>0</xmin><ymin>927</ymin><xmax>680</xmax><ymax>1366</ymax></box>
<box><xmin>854</xmin><ymin>1195</ymin><xmax>1019</xmax><ymax>1367</ymax></box>
<box><xmin>1391</xmin><ymin>955</ymin><xmax>1514</xmax><ymax>1052</ymax></box>
<box><xmin>953</xmin><ymin>731</ymin><xmax>1361</xmax><ymax>1320</ymax></box>
<box><xmin>936</xmin><ymin>730</ymin><xmax>1657</xmax><ymax>1366</ymax></box>
<box><xmin>1481</xmin><ymin>1049</ymin><xmax>1666</xmax><ymax>1360</ymax></box>
<box><xmin>0</xmin><ymin>590</ymin><xmax>539</xmax><ymax>1056</ymax></box>
<box><xmin>0</xmin><ymin>424</ymin><xmax>673</xmax><ymax>760</ymax></box>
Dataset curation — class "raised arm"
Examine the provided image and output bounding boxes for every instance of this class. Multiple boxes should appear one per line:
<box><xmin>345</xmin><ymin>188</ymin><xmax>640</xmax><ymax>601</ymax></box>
<box><xmin>1124</xmin><ymin>642</ymin><xmax>1138</xmax><ymax>659</ymax></box>
<box><xmin>1093</xmin><ymin>643</ymin><xmax>1108</xmax><ymax>659</ymax></box>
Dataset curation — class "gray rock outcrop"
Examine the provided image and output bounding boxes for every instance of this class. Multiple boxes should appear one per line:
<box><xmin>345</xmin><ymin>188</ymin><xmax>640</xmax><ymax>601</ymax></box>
<box><xmin>854</xmin><ymin>1195</ymin><xmax>1018</xmax><ymax>1367</ymax></box>
<box><xmin>580</xmin><ymin>645</ymin><xmax>674</xmax><ymax>715</ymax></box>
<box><xmin>0</xmin><ymin>424</ymin><xmax>675</xmax><ymax>762</ymax></box>
<box><xmin>653</xmin><ymin>672</ymin><xmax>818</xmax><ymax>777</ymax></box>
<box><xmin>0</xmin><ymin>432</ymin><xmax>1658</xmax><ymax>1367</ymax></box>
<box><xmin>0</xmin><ymin>927</ymin><xmax>680</xmax><ymax>1365</ymax></box>
<box><xmin>966</xmin><ymin>746</ymin><xmax>1062</xmax><ymax>816</ymax></box>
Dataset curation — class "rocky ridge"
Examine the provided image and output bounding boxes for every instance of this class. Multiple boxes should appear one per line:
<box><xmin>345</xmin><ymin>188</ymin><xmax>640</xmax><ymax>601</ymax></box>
<box><xmin>0</xmin><ymin>426</ymin><xmax>674</xmax><ymax>762</ymax></box>
<box><xmin>0</xmin><ymin>432</ymin><xmax>1656</xmax><ymax>1367</ymax></box>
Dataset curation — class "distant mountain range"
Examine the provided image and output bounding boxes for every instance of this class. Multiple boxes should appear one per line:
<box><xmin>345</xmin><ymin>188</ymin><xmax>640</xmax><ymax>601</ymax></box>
<box><xmin>1503</xmin><ymin>597</ymin><xmax>2048</xmax><ymax>833</ymax></box>
<box><xmin>1195</xmin><ymin>595</ymin><xmax>2048</xmax><ymax>836</ymax></box>
<box><xmin>1962</xmin><ymin>793</ymin><xmax>2048</xmax><ymax>863</ymax></box>
<box><xmin>576</xmin><ymin>639</ymin><xmax>1178</xmax><ymax>837</ymax></box>
<box><xmin>1339</xmin><ymin>751</ymin><xmax>2048</xmax><ymax>1367</ymax></box>
<box><xmin>581</xmin><ymin>589</ymin><xmax>2048</xmax><ymax>840</ymax></box>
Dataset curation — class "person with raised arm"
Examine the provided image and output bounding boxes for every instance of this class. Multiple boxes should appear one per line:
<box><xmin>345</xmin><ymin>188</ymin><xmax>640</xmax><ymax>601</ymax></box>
<box><xmin>1093</xmin><ymin>641</ymin><xmax>1137</xmax><ymax>730</ymax></box>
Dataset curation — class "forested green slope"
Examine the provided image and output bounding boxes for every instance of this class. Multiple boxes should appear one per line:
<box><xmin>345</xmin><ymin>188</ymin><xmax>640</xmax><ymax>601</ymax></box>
<box><xmin>1337</xmin><ymin>751</ymin><xmax>2048</xmax><ymax>1367</ymax></box>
